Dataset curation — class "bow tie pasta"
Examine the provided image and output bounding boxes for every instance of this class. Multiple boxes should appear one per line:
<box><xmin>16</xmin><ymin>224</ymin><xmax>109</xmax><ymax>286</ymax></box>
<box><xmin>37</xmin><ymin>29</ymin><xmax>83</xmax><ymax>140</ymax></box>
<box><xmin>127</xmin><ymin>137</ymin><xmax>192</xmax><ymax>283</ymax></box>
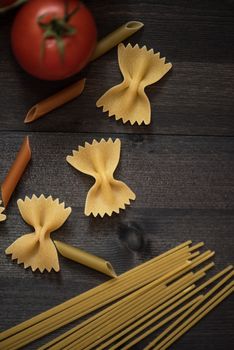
<box><xmin>97</xmin><ymin>43</ymin><xmax>172</xmax><ymax>125</ymax></box>
<box><xmin>5</xmin><ymin>195</ymin><xmax>71</xmax><ymax>272</ymax></box>
<box><xmin>66</xmin><ymin>138</ymin><xmax>136</xmax><ymax>217</ymax></box>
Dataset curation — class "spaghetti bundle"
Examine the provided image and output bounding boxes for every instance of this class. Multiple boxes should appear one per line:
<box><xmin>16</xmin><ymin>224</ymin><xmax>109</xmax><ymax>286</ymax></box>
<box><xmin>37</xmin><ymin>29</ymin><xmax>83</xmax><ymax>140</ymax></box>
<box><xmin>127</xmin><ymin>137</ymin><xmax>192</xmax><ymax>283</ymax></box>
<box><xmin>0</xmin><ymin>241</ymin><xmax>232</xmax><ymax>350</ymax></box>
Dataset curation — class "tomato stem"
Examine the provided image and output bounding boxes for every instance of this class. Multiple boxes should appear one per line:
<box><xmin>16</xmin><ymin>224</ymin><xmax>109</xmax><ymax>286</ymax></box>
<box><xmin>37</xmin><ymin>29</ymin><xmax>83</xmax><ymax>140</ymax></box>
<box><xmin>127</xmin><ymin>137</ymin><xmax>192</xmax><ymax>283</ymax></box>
<box><xmin>37</xmin><ymin>1</ymin><xmax>81</xmax><ymax>62</ymax></box>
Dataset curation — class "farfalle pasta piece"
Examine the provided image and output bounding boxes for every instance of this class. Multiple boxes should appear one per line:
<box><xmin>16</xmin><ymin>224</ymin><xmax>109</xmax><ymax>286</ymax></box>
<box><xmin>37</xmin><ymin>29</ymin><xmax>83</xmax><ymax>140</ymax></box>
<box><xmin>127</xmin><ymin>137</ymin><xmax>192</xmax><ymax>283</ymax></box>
<box><xmin>96</xmin><ymin>43</ymin><xmax>172</xmax><ymax>125</ymax></box>
<box><xmin>0</xmin><ymin>200</ymin><xmax>6</xmax><ymax>222</ymax></box>
<box><xmin>66</xmin><ymin>138</ymin><xmax>136</xmax><ymax>217</ymax></box>
<box><xmin>5</xmin><ymin>195</ymin><xmax>71</xmax><ymax>272</ymax></box>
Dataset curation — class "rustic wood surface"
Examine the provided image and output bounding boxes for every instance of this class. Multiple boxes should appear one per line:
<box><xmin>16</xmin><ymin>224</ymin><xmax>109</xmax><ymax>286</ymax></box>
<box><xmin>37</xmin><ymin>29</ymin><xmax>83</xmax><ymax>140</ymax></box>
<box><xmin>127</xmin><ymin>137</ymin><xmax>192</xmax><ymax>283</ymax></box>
<box><xmin>0</xmin><ymin>0</ymin><xmax>234</xmax><ymax>349</ymax></box>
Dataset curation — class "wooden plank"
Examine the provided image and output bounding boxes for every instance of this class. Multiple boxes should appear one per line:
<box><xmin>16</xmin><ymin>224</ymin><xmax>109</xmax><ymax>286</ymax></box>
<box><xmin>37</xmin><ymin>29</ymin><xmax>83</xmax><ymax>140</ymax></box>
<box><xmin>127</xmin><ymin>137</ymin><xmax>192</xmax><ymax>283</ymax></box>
<box><xmin>0</xmin><ymin>0</ymin><xmax>233</xmax><ymax>348</ymax></box>
<box><xmin>1</xmin><ymin>207</ymin><xmax>234</xmax><ymax>349</ymax></box>
<box><xmin>0</xmin><ymin>131</ymin><xmax>233</xmax><ymax>222</ymax></box>
<box><xmin>0</xmin><ymin>132</ymin><xmax>234</xmax><ymax>210</ymax></box>
<box><xmin>0</xmin><ymin>132</ymin><xmax>233</xmax><ymax>349</ymax></box>
<box><xmin>0</xmin><ymin>2</ymin><xmax>233</xmax><ymax>135</ymax></box>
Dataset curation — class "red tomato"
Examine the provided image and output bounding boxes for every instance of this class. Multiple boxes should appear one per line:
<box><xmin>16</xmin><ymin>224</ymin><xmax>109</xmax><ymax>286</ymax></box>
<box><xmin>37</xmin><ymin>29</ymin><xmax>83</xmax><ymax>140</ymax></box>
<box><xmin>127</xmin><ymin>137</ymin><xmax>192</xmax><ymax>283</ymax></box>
<box><xmin>11</xmin><ymin>0</ymin><xmax>97</xmax><ymax>80</ymax></box>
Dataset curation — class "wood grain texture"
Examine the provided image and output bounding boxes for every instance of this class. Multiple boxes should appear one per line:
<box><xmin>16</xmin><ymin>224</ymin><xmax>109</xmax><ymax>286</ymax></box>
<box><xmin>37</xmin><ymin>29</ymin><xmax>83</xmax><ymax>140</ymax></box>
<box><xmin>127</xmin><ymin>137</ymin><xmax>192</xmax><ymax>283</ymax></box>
<box><xmin>0</xmin><ymin>0</ymin><xmax>234</xmax><ymax>349</ymax></box>
<box><xmin>0</xmin><ymin>133</ymin><xmax>234</xmax><ymax>349</ymax></box>
<box><xmin>0</xmin><ymin>0</ymin><xmax>234</xmax><ymax>135</ymax></box>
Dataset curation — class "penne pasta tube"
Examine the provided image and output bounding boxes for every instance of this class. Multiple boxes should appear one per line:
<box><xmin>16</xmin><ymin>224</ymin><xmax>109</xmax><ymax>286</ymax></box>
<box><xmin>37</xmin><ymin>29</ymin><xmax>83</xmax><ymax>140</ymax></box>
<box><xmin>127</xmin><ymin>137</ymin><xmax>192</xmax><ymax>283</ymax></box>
<box><xmin>91</xmin><ymin>21</ymin><xmax>144</xmax><ymax>61</ymax></box>
<box><xmin>54</xmin><ymin>240</ymin><xmax>117</xmax><ymax>278</ymax></box>
<box><xmin>1</xmin><ymin>136</ymin><xmax>31</xmax><ymax>207</ymax></box>
<box><xmin>24</xmin><ymin>79</ymin><xmax>86</xmax><ymax>123</ymax></box>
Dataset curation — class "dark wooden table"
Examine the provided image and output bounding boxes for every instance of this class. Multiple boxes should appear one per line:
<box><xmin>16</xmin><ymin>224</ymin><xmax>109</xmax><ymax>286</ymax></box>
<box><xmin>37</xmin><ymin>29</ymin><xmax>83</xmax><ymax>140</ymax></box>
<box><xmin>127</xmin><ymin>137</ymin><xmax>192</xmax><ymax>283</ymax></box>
<box><xmin>0</xmin><ymin>1</ymin><xmax>234</xmax><ymax>349</ymax></box>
